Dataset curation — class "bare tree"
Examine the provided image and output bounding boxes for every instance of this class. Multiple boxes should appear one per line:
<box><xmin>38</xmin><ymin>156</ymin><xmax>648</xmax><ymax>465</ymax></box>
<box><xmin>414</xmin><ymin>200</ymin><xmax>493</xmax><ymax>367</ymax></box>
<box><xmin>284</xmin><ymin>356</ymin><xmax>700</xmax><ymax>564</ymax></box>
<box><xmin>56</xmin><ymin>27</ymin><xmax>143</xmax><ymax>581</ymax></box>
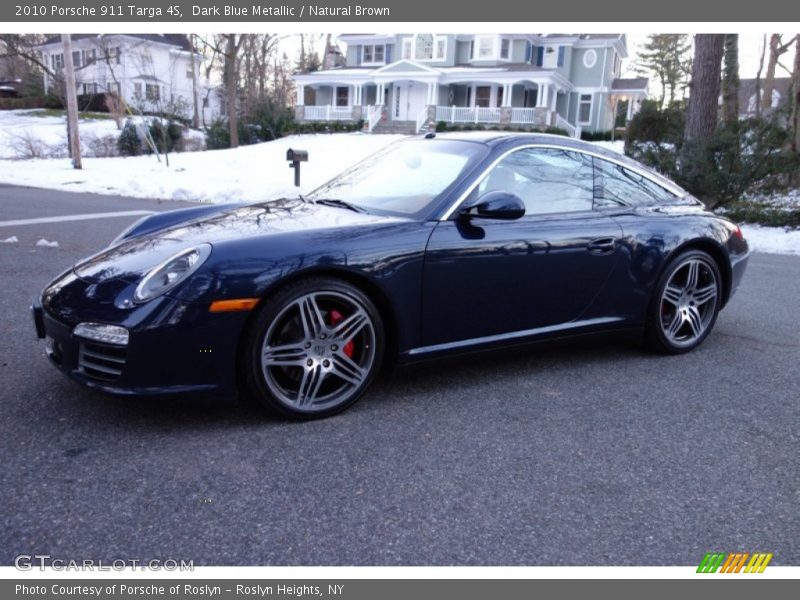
<box><xmin>755</xmin><ymin>34</ymin><xmax>767</xmax><ymax>117</ymax></box>
<box><xmin>683</xmin><ymin>34</ymin><xmax>725</xmax><ymax>144</ymax></box>
<box><xmin>762</xmin><ymin>34</ymin><xmax>795</xmax><ymax>113</ymax></box>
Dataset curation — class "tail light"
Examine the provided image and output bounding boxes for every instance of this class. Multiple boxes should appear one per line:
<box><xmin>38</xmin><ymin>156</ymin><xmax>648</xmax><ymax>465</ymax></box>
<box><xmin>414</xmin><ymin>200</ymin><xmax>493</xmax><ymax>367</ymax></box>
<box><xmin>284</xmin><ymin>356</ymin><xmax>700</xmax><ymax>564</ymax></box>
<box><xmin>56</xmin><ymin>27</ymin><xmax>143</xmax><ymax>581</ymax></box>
<box><xmin>732</xmin><ymin>224</ymin><xmax>744</xmax><ymax>241</ymax></box>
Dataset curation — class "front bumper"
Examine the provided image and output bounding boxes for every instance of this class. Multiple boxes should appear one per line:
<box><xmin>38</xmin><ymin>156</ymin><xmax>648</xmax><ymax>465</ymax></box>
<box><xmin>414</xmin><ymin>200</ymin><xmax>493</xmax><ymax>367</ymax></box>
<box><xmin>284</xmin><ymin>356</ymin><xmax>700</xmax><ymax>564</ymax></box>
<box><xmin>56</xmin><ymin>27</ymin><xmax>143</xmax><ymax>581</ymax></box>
<box><xmin>33</xmin><ymin>285</ymin><xmax>249</xmax><ymax>399</ymax></box>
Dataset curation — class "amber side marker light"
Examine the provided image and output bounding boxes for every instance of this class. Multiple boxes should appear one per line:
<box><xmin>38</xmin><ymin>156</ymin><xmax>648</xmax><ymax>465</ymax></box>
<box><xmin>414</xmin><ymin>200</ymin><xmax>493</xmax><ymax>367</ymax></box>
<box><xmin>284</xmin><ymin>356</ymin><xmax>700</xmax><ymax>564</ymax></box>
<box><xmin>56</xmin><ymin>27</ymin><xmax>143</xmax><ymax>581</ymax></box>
<box><xmin>209</xmin><ymin>298</ymin><xmax>260</xmax><ymax>313</ymax></box>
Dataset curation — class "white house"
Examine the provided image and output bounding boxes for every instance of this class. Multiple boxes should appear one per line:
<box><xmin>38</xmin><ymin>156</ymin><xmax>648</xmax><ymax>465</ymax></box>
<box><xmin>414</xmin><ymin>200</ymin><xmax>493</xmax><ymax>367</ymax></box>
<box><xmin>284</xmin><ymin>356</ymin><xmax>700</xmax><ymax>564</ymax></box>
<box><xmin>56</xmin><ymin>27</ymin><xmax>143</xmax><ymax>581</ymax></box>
<box><xmin>293</xmin><ymin>33</ymin><xmax>649</xmax><ymax>137</ymax></box>
<box><xmin>36</xmin><ymin>34</ymin><xmax>222</xmax><ymax>124</ymax></box>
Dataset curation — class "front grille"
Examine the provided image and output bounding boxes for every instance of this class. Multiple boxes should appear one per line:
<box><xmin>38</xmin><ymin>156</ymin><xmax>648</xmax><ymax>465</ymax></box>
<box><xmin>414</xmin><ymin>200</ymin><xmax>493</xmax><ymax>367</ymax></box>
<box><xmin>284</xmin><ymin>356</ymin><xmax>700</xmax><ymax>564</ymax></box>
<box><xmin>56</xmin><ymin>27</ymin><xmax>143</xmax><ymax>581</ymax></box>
<box><xmin>78</xmin><ymin>342</ymin><xmax>127</xmax><ymax>381</ymax></box>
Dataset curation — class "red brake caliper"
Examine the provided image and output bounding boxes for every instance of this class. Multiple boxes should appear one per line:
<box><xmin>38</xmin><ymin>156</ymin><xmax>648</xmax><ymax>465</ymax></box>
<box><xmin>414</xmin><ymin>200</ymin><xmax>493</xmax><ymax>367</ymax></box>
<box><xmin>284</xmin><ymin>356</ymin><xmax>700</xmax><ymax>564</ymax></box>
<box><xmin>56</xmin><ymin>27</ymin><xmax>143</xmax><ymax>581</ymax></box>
<box><xmin>328</xmin><ymin>309</ymin><xmax>355</xmax><ymax>358</ymax></box>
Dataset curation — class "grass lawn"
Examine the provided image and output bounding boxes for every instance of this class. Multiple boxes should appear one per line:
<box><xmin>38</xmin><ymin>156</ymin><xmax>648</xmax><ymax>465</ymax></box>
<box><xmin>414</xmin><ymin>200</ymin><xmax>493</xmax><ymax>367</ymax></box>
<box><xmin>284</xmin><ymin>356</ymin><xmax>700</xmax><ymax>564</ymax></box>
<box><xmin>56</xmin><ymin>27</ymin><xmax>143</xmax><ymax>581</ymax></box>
<box><xmin>30</xmin><ymin>108</ymin><xmax>113</xmax><ymax>121</ymax></box>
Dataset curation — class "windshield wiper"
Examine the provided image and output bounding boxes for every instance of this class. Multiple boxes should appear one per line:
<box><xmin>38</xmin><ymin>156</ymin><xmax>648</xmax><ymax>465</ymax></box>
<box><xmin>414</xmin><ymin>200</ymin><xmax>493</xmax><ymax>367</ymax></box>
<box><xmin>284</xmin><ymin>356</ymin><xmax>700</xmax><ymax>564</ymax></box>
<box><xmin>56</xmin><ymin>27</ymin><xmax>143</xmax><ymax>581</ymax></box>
<box><xmin>311</xmin><ymin>198</ymin><xmax>368</xmax><ymax>213</ymax></box>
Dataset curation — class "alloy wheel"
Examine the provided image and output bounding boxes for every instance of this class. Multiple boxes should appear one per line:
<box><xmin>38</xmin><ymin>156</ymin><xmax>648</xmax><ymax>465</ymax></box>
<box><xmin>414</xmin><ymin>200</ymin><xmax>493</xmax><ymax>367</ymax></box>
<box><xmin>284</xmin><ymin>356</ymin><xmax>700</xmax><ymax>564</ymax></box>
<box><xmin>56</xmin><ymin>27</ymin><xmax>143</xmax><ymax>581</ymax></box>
<box><xmin>659</xmin><ymin>257</ymin><xmax>719</xmax><ymax>348</ymax></box>
<box><xmin>260</xmin><ymin>291</ymin><xmax>376</xmax><ymax>412</ymax></box>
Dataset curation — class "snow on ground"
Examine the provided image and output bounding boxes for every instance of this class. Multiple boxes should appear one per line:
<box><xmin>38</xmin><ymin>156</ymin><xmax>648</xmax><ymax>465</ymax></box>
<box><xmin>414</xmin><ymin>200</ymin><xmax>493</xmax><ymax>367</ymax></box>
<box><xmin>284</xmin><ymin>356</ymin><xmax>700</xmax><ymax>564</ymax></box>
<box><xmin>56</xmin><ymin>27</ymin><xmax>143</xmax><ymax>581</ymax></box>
<box><xmin>0</xmin><ymin>132</ymin><xmax>405</xmax><ymax>203</ymax></box>
<box><xmin>0</xmin><ymin>109</ymin><xmax>204</xmax><ymax>159</ymax></box>
<box><xmin>741</xmin><ymin>224</ymin><xmax>800</xmax><ymax>256</ymax></box>
<box><xmin>591</xmin><ymin>140</ymin><xmax>625</xmax><ymax>154</ymax></box>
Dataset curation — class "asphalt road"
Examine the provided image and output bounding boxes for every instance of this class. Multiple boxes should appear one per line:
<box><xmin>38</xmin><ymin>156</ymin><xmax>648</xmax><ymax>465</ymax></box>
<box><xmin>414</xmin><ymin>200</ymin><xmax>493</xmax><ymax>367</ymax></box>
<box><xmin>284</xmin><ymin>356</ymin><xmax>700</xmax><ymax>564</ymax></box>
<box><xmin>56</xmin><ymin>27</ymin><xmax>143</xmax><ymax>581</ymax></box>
<box><xmin>1</xmin><ymin>184</ymin><xmax>798</xmax><ymax>566</ymax></box>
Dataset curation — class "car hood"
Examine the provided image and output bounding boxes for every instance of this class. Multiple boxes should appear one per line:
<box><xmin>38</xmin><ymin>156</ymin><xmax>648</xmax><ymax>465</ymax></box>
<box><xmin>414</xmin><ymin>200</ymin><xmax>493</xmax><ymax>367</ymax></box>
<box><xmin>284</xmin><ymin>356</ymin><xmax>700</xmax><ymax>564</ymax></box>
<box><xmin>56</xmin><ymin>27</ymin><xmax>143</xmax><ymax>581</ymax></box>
<box><xmin>73</xmin><ymin>199</ymin><xmax>404</xmax><ymax>282</ymax></box>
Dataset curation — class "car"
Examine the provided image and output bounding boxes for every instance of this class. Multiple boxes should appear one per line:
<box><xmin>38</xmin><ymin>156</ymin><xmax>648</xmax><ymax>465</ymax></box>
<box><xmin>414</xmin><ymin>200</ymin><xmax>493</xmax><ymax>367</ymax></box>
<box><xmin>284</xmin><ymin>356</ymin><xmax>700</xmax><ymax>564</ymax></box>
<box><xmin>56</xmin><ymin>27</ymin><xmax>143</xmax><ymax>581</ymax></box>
<box><xmin>32</xmin><ymin>132</ymin><xmax>750</xmax><ymax>419</ymax></box>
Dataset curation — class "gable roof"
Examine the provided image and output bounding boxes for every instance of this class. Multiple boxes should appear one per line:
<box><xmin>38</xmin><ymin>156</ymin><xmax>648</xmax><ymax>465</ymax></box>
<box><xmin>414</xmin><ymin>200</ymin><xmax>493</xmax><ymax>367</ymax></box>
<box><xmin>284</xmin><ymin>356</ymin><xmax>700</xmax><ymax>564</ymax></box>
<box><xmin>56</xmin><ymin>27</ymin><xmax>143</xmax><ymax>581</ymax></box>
<box><xmin>41</xmin><ymin>34</ymin><xmax>194</xmax><ymax>52</ymax></box>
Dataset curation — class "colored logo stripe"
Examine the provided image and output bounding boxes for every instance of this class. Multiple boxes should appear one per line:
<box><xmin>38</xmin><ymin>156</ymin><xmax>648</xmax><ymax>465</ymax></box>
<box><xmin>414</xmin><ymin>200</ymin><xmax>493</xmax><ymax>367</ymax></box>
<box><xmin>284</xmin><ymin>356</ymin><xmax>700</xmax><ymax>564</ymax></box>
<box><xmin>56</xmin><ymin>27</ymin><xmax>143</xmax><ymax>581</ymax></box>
<box><xmin>697</xmin><ymin>552</ymin><xmax>773</xmax><ymax>573</ymax></box>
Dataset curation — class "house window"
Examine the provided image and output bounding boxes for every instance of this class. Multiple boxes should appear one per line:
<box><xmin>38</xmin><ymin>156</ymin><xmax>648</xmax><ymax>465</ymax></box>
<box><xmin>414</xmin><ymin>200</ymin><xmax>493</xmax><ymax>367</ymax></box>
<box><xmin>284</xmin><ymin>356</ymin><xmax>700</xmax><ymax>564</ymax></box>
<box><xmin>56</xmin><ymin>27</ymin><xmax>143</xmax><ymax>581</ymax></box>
<box><xmin>108</xmin><ymin>47</ymin><xmax>121</xmax><ymax>65</ymax></box>
<box><xmin>81</xmin><ymin>49</ymin><xmax>96</xmax><ymax>65</ymax></box>
<box><xmin>435</xmin><ymin>38</ymin><xmax>446</xmax><ymax>60</ymax></box>
<box><xmin>500</xmin><ymin>39</ymin><xmax>510</xmax><ymax>60</ymax></box>
<box><xmin>336</xmin><ymin>86</ymin><xmax>349</xmax><ymax>107</ymax></box>
<box><xmin>402</xmin><ymin>38</ymin><xmax>412</xmax><ymax>60</ymax></box>
<box><xmin>525</xmin><ymin>42</ymin><xmax>533</xmax><ymax>63</ymax></box>
<box><xmin>414</xmin><ymin>34</ymin><xmax>434</xmax><ymax>60</ymax></box>
<box><xmin>582</xmin><ymin>49</ymin><xmax>598</xmax><ymax>69</ymax></box>
<box><xmin>145</xmin><ymin>84</ymin><xmax>160</xmax><ymax>101</ymax></box>
<box><xmin>82</xmin><ymin>83</ymin><xmax>98</xmax><ymax>95</ymax></box>
<box><xmin>578</xmin><ymin>93</ymin><xmax>592</xmax><ymax>125</ymax></box>
<box><xmin>51</xmin><ymin>53</ymin><xmax>64</xmax><ymax>70</ymax></box>
<box><xmin>186</xmin><ymin>66</ymin><xmax>194</xmax><ymax>79</ymax></box>
<box><xmin>557</xmin><ymin>46</ymin><xmax>565</xmax><ymax>67</ymax></box>
<box><xmin>362</xmin><ymin>44</ymin><xmax>385</xmax><ymax>64</ymax></box>
<box><xmin>133</xmin><ymin>82</ymin><xmax>142</xmax><ymax>98</ymax></box>
<box><xmin>72</xmin><ymin>51</ymin><xmax>81</xmax><ymax>68</ymax></box>
<box><xmin>108</xmin><ymin>81</ymin><xmax>120</xmax><ymax>95</ymax></box>
<box><xmin>474</xmin><ymin>36</ymin><xmax>495</xmax><ymax>60</ymax></box>
<box><xmin>475</xmin><ymin>86</ymin><xmax>491</xmax><ymax>108</ymax></box>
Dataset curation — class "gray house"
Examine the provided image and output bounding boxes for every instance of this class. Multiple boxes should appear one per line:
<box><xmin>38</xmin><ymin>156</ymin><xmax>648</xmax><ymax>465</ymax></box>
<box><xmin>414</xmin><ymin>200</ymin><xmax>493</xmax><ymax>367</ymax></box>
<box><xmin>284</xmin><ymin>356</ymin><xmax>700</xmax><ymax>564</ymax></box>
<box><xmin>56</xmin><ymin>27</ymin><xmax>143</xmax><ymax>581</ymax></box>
<box><xmin>293</xmin><ymin>33</ymin><xmax>648</xmax><ymax>136</ymax></box>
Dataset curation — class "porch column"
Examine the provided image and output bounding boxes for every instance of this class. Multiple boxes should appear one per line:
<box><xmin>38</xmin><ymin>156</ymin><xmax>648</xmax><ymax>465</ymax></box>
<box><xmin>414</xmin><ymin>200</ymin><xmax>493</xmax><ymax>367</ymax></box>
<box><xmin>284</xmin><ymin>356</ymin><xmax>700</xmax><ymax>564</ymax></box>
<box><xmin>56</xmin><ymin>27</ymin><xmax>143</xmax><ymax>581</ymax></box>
<box><xmin>627</xmin><ymin>97</ymin><xmax>634</xmax><ymax>120</ymax></box>
<box><xmin>377</xmin><ymin>82</ymin><xmax>384</xmax><ymax>106</ymax></box>
<box><xmin>537</xmin><ymin>83</ymin><xmax>548</xmax><ymax>108</ymax></box>
<box><xmin>502</xmin><ymin>84</ymin><xmax>512</xmax><ymax>107</ymax></box>
<box><xmin>296</xmin><ymin>84</ymin><xmax>304</xmax><ymax>106</ymax></box>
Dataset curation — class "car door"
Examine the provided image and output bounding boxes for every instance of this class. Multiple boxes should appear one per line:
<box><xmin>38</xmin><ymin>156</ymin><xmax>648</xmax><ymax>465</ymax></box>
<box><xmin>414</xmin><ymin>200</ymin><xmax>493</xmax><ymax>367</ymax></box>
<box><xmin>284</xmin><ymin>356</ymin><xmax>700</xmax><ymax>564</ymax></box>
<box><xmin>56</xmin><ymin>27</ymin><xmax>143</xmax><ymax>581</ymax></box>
<box><xmin>420</xmin><ymin>146</ymin><xmax>624</xmax><ymax>349</ymax></box>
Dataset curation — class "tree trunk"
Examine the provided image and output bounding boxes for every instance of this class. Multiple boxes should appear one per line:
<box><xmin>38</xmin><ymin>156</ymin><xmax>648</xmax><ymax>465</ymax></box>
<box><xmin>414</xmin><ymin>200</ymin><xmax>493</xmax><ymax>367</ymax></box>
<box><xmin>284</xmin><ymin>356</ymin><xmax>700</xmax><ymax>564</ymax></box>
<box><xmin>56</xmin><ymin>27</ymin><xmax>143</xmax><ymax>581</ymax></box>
<box><xmin>762</xmin><ymin>34</ymin><xmax>791</xmax><ymax>114</ymax></box>
<box><xmin>189</xmin><ymin>34</ymin><xmax>200</xmax><ymax>129</ymax></box>
<box><xmin>755</xmin><ymin>34</ymin><xmax>766</xmax><ymax>117</ymax></box>
<box><xmin>792</xmin><ymin>35</ymin><xmax>800</xmax><ymax>154</ymax></box>
<box><xmin>721</xmin><ymin>34</ymin><xmax>740</xmax><ymax>125</ymax></box>
<box><xmin>225</xmin><ymin>34</ymin><xmax>239</xmax><ymax>148</ymax></box>
<box><xmin>684</xmin><ymin>34</ymin><xmax>725</xmax><ymax>143</ymax></box>
<box><xmin>61</xmin><ymin>34</ymin><xmax>82</xmax><ymax>169</ymax></box>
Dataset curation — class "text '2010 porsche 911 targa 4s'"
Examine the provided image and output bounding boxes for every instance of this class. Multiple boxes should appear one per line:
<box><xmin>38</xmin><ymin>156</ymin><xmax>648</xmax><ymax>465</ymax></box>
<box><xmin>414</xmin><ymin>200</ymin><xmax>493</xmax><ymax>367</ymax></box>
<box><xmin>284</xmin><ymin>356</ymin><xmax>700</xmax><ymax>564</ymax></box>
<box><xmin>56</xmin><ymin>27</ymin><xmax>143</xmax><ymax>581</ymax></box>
<box><xmin>33</xmin><ymin>133</ymin><xmax>750</xmax><ymax>418</ymax></box>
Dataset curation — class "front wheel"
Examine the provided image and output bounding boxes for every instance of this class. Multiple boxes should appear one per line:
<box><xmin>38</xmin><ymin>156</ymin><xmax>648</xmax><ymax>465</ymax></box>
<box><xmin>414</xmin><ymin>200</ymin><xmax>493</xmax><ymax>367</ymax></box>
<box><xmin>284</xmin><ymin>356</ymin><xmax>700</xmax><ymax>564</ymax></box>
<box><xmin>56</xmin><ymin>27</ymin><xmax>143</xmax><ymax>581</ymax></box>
<box><xmin>244</xmin><ymin>278</ymin><xmax>384</xmax><ymax>419</ymax></box>
<box><xmin>646</xmin><ymin>250</ymin><xmax>722</xmax><ymax>354</ymax></box>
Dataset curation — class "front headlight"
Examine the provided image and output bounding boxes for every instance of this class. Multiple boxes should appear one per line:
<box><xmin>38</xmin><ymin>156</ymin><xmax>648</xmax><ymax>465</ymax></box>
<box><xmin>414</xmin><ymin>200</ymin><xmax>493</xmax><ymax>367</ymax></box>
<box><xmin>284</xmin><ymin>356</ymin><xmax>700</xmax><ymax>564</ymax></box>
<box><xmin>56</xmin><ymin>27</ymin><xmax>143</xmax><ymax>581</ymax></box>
<box><xmin>133</xmin><ymin>244</ymin><xmax>212</xmax><ymax>303</ymax></box>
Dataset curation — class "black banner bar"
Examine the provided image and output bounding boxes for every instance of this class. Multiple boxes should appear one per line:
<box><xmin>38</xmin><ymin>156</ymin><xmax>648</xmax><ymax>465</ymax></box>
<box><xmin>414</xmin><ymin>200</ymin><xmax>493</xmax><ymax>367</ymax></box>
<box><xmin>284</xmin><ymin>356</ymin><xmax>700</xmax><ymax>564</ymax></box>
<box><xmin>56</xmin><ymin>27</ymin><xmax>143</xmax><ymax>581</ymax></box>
<box><xmin>4</xmin><ymin>0</ymin><xmax>800</xmax><ymax>22</ymax></box>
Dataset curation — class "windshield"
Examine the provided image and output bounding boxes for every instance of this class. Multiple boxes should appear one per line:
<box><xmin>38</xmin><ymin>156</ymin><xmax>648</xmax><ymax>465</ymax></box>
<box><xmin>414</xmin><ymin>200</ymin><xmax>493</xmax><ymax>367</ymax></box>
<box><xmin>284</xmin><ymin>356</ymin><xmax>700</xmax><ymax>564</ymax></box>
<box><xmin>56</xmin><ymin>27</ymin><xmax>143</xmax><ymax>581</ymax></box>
<box><xmin>307</xmin><ymin>139</ymin><xmax>487</xmax><ymax>218</ymax></box>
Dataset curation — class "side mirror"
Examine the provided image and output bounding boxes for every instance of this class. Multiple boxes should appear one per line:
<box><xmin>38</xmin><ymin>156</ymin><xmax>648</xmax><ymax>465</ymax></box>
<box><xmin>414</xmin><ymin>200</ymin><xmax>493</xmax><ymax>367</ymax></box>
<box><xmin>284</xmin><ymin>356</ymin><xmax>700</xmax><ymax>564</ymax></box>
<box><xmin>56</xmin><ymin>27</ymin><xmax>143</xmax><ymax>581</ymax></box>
<box><xmin>461</xmin><ymin>191</ymin><xmax>526</xmax><ymax>220</ymax></box>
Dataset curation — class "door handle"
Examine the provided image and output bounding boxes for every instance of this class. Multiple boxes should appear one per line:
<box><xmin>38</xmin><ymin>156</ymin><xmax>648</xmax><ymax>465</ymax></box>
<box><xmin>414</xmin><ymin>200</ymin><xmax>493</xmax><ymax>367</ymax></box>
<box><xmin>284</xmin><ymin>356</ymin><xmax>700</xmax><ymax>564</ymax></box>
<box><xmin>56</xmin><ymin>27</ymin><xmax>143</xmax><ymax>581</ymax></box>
<box><xmin>587</xmin><ymin>237</ymin><xmax>616</xmax><ymax>254</ymax></box>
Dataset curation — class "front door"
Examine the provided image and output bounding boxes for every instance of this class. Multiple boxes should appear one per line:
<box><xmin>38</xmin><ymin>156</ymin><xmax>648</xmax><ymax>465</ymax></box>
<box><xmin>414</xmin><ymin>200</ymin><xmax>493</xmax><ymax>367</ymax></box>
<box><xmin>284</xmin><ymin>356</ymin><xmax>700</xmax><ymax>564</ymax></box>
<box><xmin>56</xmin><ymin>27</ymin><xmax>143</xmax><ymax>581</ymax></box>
<box><xmin>393</xmin><ymin>81</ymin><xmax>426</xmax><ymax>121</ymax></box>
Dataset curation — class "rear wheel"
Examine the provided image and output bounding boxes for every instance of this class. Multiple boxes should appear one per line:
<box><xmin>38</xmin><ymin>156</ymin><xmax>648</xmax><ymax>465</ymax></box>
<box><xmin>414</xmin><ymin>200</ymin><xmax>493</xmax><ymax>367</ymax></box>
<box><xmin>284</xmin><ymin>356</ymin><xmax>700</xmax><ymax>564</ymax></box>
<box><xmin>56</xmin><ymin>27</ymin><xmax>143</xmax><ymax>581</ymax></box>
<box><xmin>646</xmin><ymin>250</ymin><xmax>721</xmax><ymax>354</ymax></box>
<box><xmin>244</xmin><ymin>278</ymin><xmax>384</xmax><ymax>419</ymax></box>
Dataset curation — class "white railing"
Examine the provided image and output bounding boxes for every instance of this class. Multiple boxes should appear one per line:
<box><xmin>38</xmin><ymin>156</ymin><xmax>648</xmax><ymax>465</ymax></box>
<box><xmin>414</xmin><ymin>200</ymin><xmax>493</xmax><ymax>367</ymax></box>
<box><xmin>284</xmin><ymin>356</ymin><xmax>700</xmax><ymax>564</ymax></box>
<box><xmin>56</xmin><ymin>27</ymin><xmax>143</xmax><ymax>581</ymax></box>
<box><xmin>415</xmin><ymin>107</ymin><xmax>429</xmax><ymax>133</ymax></box>
<box><xmin>556</xmin><ymin>114</ymin><xmax>581</xmax><ymax>138</ymax></box>
<box><xmin>365</xmin><ymin>105</ymin><xmax>383</xmax><ymax>132</ymax></box>
<box><xmin>303</xmin><ymin>105</ymin><xmax>354</xmax><ymax>121</ymax></box>
<box><xmin>510</xmin><ymin>107</ymin><xmax>536</xmax><ymax>124</ymax></box>
<box><xmin>434</xmin><ymin>106</ymin><xmax>502</xmax><ymax>124</ymax></box>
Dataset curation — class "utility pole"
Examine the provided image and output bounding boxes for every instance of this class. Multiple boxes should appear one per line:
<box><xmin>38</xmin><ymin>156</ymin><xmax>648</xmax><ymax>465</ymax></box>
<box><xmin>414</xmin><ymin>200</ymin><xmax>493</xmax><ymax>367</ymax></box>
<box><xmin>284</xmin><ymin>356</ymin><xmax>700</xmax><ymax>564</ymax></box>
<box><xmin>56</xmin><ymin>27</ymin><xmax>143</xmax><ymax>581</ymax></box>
<box><xmin>61</xmin><ymin>34</ymin><xmax>82</xmax><ymax>169</ymax></box>
<box><xmin>190</xmin><ymin>34</ymin><xmax>200</xmax><ymax>129</ymax></box>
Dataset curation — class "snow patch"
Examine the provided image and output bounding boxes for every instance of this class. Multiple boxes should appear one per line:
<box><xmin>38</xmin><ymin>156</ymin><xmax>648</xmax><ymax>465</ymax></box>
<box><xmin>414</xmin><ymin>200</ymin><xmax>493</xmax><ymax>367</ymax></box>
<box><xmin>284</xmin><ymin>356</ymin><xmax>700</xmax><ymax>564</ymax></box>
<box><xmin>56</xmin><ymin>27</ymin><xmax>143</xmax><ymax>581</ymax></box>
<box><xmin>741</xmin><ymin>225</ymin><xmax>800</xmax><ymax>256</ymax></box>
<box><xmin>35</xmin><ymin>238</ymin><xmax>59</xmax><ymax>248</ymax></box>
<box><xmin>2</xmin><ymin>235</ymin><xmax>19</xmax><ymax>243</ymax></box>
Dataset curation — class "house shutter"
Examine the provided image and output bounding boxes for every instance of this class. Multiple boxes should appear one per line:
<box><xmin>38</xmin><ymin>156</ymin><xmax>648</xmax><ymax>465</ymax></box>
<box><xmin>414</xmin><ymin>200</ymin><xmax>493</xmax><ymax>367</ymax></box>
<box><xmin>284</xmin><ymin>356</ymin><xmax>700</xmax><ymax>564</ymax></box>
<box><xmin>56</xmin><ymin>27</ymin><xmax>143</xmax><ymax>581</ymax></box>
<box><xmin>385</xmin><ymin>44</ymin><xmax>392</xmax><ymax>63</ymax></box>
<box><xmin>557</xmin><ymin>46</ymin><xmax>565</xmax><ymax>67</ymax></box>
<box><xmin>525</xmin><ymin>42</ymin><xmax>533</xmax><ymax>63</ymax></box>
<box><xmin>355</xmin><ymin>46</ymin><xmax>361</xmax><ymax>65</ymax></box>
<box><xmin>536</xmin><ymin>47</ymin><xmax>544</xmax><ymax>67</ymax></box>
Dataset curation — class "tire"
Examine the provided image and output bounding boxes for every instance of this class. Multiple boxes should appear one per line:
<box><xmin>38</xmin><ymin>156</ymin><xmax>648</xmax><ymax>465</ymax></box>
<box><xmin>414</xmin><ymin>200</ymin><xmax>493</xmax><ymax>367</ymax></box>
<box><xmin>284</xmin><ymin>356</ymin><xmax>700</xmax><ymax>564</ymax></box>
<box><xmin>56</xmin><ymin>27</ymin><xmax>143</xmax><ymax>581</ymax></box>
<box><xmin>645</xmin><ymin>249</ymin><xmax>722</xmax><ymax>354</ymax></box>
<box><xmin>243</xmin><ymin>277</ymin><xmax>384</xmax><ymax>419</ymax></box>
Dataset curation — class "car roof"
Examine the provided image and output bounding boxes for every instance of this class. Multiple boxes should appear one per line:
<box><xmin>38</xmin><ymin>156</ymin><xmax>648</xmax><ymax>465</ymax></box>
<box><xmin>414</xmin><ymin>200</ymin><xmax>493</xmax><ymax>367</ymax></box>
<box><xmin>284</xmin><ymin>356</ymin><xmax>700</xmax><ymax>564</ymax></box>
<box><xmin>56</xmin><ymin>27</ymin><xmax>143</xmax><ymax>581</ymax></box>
<box><xmin>427</xmin><ymin>131</ymin><xmax>616</xmax><ymax>157</ymax></box>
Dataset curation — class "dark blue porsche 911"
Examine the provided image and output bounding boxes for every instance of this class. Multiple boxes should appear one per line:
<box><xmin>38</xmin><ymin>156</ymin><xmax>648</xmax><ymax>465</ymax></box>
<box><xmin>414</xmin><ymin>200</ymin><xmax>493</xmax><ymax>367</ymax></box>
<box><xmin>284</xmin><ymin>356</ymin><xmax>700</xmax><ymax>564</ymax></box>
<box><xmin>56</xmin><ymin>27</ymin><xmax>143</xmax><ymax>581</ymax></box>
<box><xmin>33</xmin><ymin>133</ymin><xmax>750</xmax><ymax>418</ymax></box>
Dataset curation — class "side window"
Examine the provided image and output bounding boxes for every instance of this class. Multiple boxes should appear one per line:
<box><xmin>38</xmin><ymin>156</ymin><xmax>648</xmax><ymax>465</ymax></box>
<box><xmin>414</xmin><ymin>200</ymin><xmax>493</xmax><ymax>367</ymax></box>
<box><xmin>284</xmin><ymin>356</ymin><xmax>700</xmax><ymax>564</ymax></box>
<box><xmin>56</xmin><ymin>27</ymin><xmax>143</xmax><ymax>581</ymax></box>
<box><xmin>477</xmin><ymin>148</ymin><xmax>594</xmax><ymax>215</ymax></box>
<box><xmin>595</xmin><ymin>158</ymin><xmax>676</xmax><ymax>207</ymax></box>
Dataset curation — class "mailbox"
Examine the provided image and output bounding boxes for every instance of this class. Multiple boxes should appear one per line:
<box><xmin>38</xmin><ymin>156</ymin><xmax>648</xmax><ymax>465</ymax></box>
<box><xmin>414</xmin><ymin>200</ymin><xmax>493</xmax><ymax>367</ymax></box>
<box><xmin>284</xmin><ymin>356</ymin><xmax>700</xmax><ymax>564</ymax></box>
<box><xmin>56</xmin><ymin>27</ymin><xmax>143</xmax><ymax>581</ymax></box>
<box><xmin>286</xmin><ymin>148</ymin><xmax>308</xmax><ymax>187</ymax></box>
